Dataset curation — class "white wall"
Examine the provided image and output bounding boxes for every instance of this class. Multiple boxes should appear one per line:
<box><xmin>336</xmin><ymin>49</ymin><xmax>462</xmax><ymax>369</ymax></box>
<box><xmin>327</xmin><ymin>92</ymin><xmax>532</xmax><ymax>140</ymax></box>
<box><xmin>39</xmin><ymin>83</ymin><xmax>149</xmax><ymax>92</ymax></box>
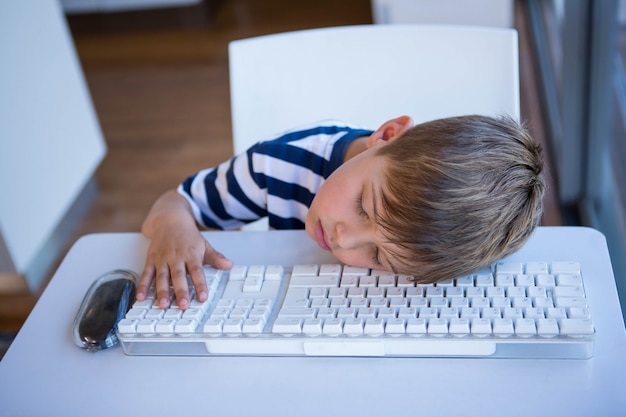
<box><xmin>0</xmin><ymin>0</ymin><xmax>106</xmax><ymax>290</ymax></box>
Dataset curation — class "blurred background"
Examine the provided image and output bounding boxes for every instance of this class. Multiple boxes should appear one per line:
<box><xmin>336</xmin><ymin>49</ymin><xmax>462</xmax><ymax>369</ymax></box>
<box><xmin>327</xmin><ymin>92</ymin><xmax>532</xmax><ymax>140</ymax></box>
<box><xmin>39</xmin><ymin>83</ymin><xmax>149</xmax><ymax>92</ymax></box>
<box><xmin>1</xmin><ymin>0</ymin><xmax>624</xmax><ymax>357</ymax></box>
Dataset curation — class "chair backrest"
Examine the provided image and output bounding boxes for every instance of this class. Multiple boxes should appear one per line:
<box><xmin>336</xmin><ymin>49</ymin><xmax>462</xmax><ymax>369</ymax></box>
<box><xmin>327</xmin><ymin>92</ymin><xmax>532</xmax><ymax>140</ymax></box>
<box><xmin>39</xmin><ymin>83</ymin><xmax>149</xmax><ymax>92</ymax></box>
<box><xmin>228</xmin><ymin>24</ymin><xmax>520</xmax><ymax>229</ymax></box>
<box><xmin>229</xmin><ymin>24</ymin><xmax>519</xmax><ymax>154</ymax></box>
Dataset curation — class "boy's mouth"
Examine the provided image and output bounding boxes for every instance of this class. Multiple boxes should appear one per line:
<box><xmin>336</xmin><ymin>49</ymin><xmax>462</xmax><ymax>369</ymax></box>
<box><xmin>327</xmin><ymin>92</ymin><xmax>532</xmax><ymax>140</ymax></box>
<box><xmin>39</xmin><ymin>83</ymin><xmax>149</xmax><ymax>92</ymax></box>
<box><xmin>314</xmin><ymin>220</ymin><xmax>331</xmax><ymax>251</ymax></box>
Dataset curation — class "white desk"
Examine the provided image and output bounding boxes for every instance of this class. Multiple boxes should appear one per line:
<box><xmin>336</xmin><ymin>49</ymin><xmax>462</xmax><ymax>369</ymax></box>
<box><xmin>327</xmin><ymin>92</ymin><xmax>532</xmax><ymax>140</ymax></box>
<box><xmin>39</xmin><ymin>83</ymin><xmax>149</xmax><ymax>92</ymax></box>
<box><xmin>1</xmin><ymin>227</ymin><xmax>625</xmax><ymax>416</ymax></box>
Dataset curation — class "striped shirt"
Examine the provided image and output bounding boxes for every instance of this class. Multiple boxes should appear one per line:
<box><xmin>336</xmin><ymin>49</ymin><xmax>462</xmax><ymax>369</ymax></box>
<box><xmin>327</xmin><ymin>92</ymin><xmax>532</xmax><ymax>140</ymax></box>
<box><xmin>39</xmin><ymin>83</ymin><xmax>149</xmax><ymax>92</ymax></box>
<box><xmin>178</xmin><ymin>121</ymin><xmax>374</xmax><ymax>230</ymax></box>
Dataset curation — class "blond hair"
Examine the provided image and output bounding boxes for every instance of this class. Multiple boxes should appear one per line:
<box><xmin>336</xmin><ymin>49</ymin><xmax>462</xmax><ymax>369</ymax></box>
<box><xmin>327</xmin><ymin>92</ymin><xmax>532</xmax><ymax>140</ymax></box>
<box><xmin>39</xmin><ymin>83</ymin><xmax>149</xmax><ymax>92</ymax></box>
<box><xmin>376</xmin><ymin>115</ymin><xmax>545</xmax><ymax>282</ymax></box>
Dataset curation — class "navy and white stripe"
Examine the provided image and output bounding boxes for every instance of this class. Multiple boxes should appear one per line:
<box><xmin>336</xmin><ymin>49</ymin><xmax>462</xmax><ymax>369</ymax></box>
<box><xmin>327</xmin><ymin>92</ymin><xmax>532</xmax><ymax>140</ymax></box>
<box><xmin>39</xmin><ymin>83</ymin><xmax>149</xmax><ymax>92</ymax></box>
<box><xmin>178</xmin><ymin>121</ymin><xmax>373</xmax><ymax>230</ymax></box>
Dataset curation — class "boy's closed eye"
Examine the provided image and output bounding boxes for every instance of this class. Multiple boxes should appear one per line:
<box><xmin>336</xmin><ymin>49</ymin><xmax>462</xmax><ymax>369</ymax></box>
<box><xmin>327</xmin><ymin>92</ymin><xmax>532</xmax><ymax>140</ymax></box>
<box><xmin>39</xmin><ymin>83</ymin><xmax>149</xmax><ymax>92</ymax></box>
<box><xmin>355</xmin><ymin>193</ymin><xmax>368</xmax><ymax>219</ymax></box>
<box><xmin>354</xmin><ymin>191</ymin><xmax>384</xmax><ymax>268</ymax></box>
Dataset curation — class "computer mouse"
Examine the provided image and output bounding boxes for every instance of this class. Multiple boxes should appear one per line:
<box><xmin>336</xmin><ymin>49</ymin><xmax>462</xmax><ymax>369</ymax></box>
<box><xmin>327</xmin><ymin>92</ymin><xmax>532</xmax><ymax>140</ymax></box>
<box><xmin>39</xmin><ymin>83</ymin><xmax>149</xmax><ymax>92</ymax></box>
<box><xmin>73</xmin><ymin>269</ymin><xmax>137</xmax><ymax>352</ymax></box>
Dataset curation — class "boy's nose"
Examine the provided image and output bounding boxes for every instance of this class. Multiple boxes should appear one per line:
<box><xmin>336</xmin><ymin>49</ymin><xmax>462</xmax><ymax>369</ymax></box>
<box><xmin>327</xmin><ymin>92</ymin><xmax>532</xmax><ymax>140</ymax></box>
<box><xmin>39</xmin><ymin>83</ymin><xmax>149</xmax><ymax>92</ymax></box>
<box><xmin>334</xmin><ymin>222</ymin><xmax>370</xmax><ymax>249</ymax></box>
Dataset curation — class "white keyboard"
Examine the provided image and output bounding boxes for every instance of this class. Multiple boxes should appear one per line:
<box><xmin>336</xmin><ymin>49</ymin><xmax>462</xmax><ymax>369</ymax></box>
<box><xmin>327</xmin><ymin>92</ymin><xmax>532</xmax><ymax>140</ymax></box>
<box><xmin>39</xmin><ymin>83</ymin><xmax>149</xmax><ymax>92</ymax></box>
<box><xmin>117</xmin><ymin>261</ymin><xmax>595</xmax><ymax>358</ymax></box>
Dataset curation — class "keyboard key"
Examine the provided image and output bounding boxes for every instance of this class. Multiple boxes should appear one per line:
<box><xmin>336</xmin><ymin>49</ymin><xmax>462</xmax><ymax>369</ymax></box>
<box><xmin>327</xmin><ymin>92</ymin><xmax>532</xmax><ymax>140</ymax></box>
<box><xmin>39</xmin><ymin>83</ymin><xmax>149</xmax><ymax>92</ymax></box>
<box><xmin>289</xmin><ymin>275</ymin><xmax>338</xmax><ymax>287</ymax></box>
<box><xmin>461</xmin><ymin>307</ymin><xmax>480</xmax><ymax>319</ymax></box>
<box><xmin>136</xmin><ymin>319</ymin><xmax>157</xmax><ymax>333</ymax></box>
<box><xmin>439</xmin><ymin>307</ymin><xmax>459</xmax><ymax>319</ymax></box>
<box><xmin>133</xmin><ymin>299</ymin><xmax>153</xmax><ymax>309</ymax></box>
<box><xmin>342</xmin><ymin>266</ymin><xmax>369</xmax><ymax>276</ymax></box>
<box><xmin>292</xmin><ymin>264</ymin><xmax>319</xmax><ymax>276</ymax></box>
<box><xmin>503</xmin><ymin>307</ymin><xmax>524</xmax><ymax>319</ymax></box>
<box><xmin>455</xmin><ymin>276</ymin><xmax>474</xmax><ymax>286</ymax></box>
<box><xmin>319</xmin><ymin>264</ymin><xmax>342</xmax><ymax>277</ymax></box>
<box><xmin>554</xmin><ymin>297</ymin><xmax>588</xmax><ymax>308</ymax></box>
<box><xmin>144</xmin><ymin>309</ymin><xmax>165</xmax><ymax>320</ymax></box>
<box><xmin>515</xmin><ymin>274</ymin><xmax>535</xmax><ymax>287</ymax></box>
<box><xmin>246</xmin><ymin>265</ymin><xmax>265</xmax><ymax>277</ymax></box>
<box><xmin>446</xmin><ymin>287</ymin><xmax>464</xmax><ymax>298</ymax></box>
<box><xmin>242</xmin><ymin>318</ymin><xmax>265</xmax><ymax>333</ymax></box>
<box><xmin>405</xmin><ymin>318</ymin><xmax>427</xmax><ymax>334</ymax></box>
<box><xmin>155</xmin><ymin>319</ymin><xmax>176</xmax><ymax>333</ymax></box>
<box><xmin>527</xmin><ymin>286</ymin><xmax>547</xmax><ymax>298</ymax></box>
<box><xmin>340</xmin><ymin>276</ymin><xmax>359</xmax><ymax>287</ymax></box>
<box><xmin>264</xmin><ymin>265</ymin><xmax>285</xmax><ymax>280</ymax></box>
<box><xmin>481</xmin><ymin>308</ymin><xmax>501</xmax><ymax>319</ymax></box>
<box><xmin>470</xmin><ymin>318</ymin><xmax>492</xmax><ymax>335</ymax></box>
<box><xmin>418</xmin><ymin>307</ymin><xmax>438</xmax><ymax>319</ymax></box>
<box><xmin>221</xmin><ymin>319</ymin><xmax>242</xmax><ymax>334</ymax></box>
<box><xmin>449</xmin><ymin>318</ymin><xmax>470</xmax><ymax>335</ymax></box>
<box><xmin>506</xmin><ymin>287</ymin><xmax>526</xmax><ymax>298</ymax></box>
<box><xmin>536</xmin><ymin>274</ymin><xmax>556</xmax><ymax>288</ymax></box>
<box><xmin>302</xmin><ymin>318</ymin><xmax>323</xmax><ymax>335</ymax></box>
<box><xmin>378</xmin><ymin>275</ymin><xmax>396</xmax><ymax>287</ymax></box>
<box><xmin>117</xmin><ymin>319</ymin><xmax>138</xmax><ymax>334</ymax></box>
<box><xmin>546</xmin><ymin>307</ymin><xmax>567</xmax><ymax>319</ymax></box>
<box><xmin>278</xmin><ymin>307</ymin><xmax>315</xmax><ymax>318</ymax></box>
<box><xmin>496</xmin><ymin>262</ymin><xmax>523</xmax><ymax>274</ymax></box>
<box><xmin>559</xmin><ymin>319</ymin><xmax>594</xmax><ymax>335</ymax></box>
<box><xmin>525</xmin><ymin>262</ymin><xmax>549</xmax><ymax>274</ymax></box>
<box><xmin>475</xmin><ymin>274</ymin><xmax>494</xmax><ymax>287</ymax></box>
<box><xmin>385</xmin><ymin>318</ymin><xmax>406</xmax><ymax>334</ymax></box>
<box><xmin>524</xmin><ymin>307</ymin><xmax>545</xmax><ymax>320</ymax></box>
<box><xmin>343</xmin><ymin>318</ymin><xmax>364</xmax><ymax>335</ymax></box>
<box><xmin>556</xmin><ymin>274</ymin><xmax>584</xmax><ymax>287</ymax></box>
<box><xmin>492</xmin><ymin>318</ymin><xmax>514</xmax><ymax>336</ymax></box>
<box><xmin>568</xmin><ymin>307</ymin><xmax>591</xmax><ymax>319</ymax></box>
<box><xmin>356</xmin><ymin>307</ymin><xmax>377</xmax><ymax>318</ymax></box>
<box><xmin>514</xmin><ymin>318</ymin><xmax>537</xmax><ymax>336</ymax></box>
<box><xmin>359</xmin><ymin>276</ymin><xmax>377</xmax><ymax>287</ymax></box>
<box><xmin>554</xmin><ymin>286</ymin><xmax>585</xmax><ymax>298</ymax></box>
<box><xmin>397</xmin><ymin>275</ymin><xmax>415</xmax><ymax>287</ymax></box>
<box><xmin>243</xmin><ymin>276</ymin><xmax>263</xmax><ymax>292</ymax></box>
<box><xmin>272</xmin><ymin>318</ymin><xmax>302</xmax><ymax>333</ymax></box>
<box><xmin>378</xmin><ymin>307</ymin><xmax>397</xmax><ymax>318</ymax></box>
<box><xmin>125</xmin><ymin>308</ymin><xmax>146</xmax><ymax>320</ymax></box>
<box><xmin>495</xmin><ymin>274</ymin><xmax>515</xmax><ymax>287</ymax></box>
<box><xmin>323</xmin><ymin>318</ymin><xmax>344</xmax><ymax>334</ymax></box>
<box><xmin>202</xmin><ymin>318</ymin><xmax>224</xmax><ymax>334</ymax></box>
<box><xmin>364</xmin><ymin>318</ymin><xmax>385</xmax><ymax>335</ymax></box>
<box><xmin>175</xmin><ymin>319</ymin><xmax>198</xmax><ymax>333</ymax></box>
<box><xmin>537</xmin><ymin>318</ymin><xmax>559</xmax><ymax>336</ymax></box>
<box><xmin>466</xmin><ymin>287</ymin><xmax>484</xmax><ymax>298</ymax></box>
<box><xmin>551</xmin><ymin>262</ymin><xmax>580</xmax><ymax>275</ymax></box>
<box><xmin>229</xmin><ymin>265</ymin><xmax>248</xmax><ymax>280</ymax></box>
<box><xmin>427</xmin><ymin>318</ymin><xmax>449</xmax><ymax>334</ymax></box>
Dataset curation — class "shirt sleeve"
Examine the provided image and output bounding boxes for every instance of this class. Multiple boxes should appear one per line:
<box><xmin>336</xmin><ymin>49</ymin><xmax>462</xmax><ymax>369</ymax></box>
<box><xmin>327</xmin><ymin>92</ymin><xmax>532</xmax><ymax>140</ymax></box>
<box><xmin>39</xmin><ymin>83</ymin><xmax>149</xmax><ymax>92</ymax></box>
<box><xmin>177</xmin><ymin>122</ymin><xmax>373</xmax><ymax>230</ymax></box>
<box><xmin>177</xmin><ymin>146</ymin><xmax>267</xmax><ymax>230</ymax></box>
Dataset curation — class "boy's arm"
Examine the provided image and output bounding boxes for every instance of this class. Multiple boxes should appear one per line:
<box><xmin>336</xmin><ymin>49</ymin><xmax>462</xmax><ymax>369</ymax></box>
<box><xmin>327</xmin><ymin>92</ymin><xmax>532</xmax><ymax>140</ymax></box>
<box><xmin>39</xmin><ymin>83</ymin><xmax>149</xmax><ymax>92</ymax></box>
<box><xmin>138</xmin><ymin>190</ymin><xmax>233</xmax><ymax>310</ymax></box>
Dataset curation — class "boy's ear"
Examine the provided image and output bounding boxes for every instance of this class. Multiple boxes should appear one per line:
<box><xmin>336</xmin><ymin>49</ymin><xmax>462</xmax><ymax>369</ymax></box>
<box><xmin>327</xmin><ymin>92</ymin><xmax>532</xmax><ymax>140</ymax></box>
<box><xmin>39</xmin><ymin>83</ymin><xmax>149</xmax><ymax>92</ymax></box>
<box><xmin>366</xmin><ymin>115</ymin><xmax>414</xmax><ymax>148</ymax></box>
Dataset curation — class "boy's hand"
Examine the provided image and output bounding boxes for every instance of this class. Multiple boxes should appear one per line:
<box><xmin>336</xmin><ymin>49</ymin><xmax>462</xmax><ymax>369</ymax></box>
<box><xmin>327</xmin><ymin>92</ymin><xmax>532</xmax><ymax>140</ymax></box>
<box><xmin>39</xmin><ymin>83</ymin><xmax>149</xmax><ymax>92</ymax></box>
<box><xmin>137</xmin><ymin>190</ymin><xmax>233</xmax><ymax>310</ymax></box>
<box><xmin>137</xmin><ymin>229</ymin><xmax>233</xmax><ymax>310</ymax></box>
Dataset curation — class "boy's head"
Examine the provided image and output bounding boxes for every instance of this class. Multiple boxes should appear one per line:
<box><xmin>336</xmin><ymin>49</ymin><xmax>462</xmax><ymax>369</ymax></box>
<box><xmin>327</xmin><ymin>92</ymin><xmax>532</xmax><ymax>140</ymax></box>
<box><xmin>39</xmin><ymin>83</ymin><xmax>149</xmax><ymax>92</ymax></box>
<box><xmin>377</xmin><ymin>114</ymin><xmax>545</xmax><ymax>281</ymax></box>
<box><xmin>305</xmin><ymin>114</ymin><xmax>545</xmax><ymax>282</ymax></box>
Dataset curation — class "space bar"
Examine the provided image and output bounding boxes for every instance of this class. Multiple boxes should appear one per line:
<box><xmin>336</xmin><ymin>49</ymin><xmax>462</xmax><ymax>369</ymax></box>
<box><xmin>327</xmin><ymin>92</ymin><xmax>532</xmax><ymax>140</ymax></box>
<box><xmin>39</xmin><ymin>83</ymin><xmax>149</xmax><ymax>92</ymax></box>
<box><xmin>305</xmin><ymin>340</ymin><xmax>497</xmax><ymax>356</ymax></box>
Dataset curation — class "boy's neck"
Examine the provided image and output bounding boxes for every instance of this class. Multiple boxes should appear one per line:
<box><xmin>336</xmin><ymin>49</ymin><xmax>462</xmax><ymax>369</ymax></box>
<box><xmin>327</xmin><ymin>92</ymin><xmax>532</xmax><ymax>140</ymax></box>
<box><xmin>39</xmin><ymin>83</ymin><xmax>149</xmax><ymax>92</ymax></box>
<box><xmin>343</xmin><ymin>135</ymin><xmax>369</xmax><ymax>162</ymax></box>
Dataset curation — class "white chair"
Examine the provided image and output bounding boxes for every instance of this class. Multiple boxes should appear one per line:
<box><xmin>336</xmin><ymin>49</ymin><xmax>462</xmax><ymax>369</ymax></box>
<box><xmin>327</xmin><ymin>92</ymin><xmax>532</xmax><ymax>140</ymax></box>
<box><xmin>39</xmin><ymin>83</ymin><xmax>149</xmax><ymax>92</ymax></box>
<box><xmin>228</xmin><ymin>24</ymin><xmax>520</xmax><ymax>229</ymax></box>
<box><xmin>371</xmin><ymin>0</ymin><xmax>514</xmax><ymax>28</ymax></box>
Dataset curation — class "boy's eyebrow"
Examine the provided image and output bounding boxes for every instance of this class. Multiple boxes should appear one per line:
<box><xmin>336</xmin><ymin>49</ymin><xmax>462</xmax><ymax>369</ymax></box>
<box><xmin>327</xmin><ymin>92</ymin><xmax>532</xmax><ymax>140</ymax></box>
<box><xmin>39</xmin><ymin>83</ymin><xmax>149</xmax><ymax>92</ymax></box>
<box><xmin>370</xmin><ymin>183</ymin><xmax>399</xmax><ymax>274</ymax></box>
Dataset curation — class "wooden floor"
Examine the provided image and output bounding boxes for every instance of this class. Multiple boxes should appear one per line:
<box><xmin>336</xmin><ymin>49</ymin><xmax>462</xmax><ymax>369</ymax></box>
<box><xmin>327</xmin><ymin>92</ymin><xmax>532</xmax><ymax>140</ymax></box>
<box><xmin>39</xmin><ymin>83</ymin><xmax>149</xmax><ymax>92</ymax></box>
<box><xmin>0</xmin><ymin>0</ymin><xmax>560</xmax><ymax>352</ymax></box>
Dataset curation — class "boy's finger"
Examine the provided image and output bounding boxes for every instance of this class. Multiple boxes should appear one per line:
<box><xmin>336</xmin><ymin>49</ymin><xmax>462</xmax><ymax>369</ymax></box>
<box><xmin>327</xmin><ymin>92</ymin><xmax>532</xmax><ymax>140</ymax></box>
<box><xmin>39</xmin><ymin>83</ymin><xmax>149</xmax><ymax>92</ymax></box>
<box><xmin>155</xmin><ymin>265</ymin><xmax>173</xmax><ymax>309</ymax></box>
<box><xmin>204</xmin><ymin>249</ymin><xmax>233</xmax><ymax>270</ymax></box>
<box><xmin>187</xmin><ymin>263</ymin><xmax>209</xmax><ymax>302</ymax></box>
<box><xmin>137</xmin><ymin>264</ymin><xmax>155</xmax><ymax>300</ymax></box>
<box><xmin>169</xmin><ymin>261</ymin><xmax>190</xmax><ymax>310</ymax></box>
